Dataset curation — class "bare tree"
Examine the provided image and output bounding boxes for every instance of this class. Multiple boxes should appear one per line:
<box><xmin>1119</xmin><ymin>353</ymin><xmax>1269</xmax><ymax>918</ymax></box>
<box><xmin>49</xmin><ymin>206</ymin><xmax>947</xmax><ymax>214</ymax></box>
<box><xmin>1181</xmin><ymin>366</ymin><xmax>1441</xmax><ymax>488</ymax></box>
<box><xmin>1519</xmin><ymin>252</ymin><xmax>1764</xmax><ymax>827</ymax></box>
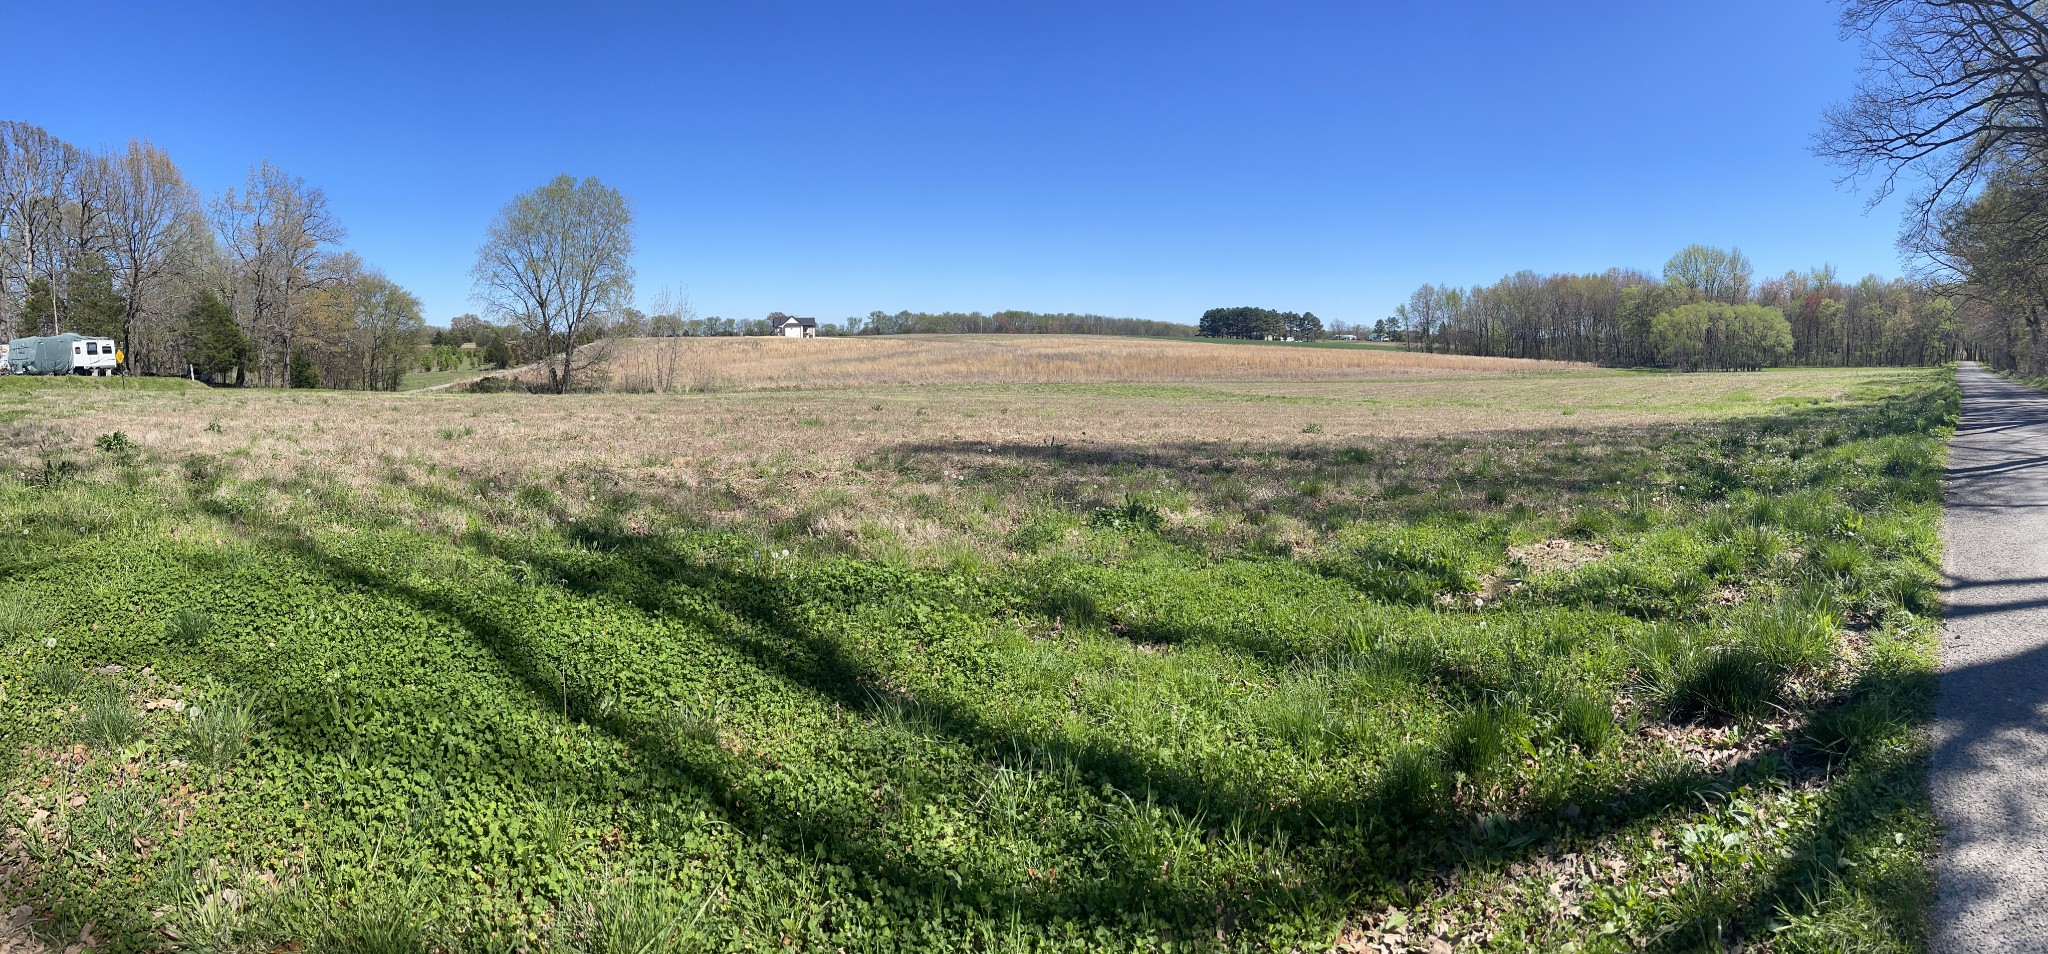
<box><xmin>212</xmin><ymin>161</ymin><xmax>344</xmax><ymax>386</ymax></box>
<box><xmin>470</xmin><ymin>174</ymin><xmax>635</xmax><ymax>394</ymax></box>
<box><xmin>1819</xmin><ymin>0</ymin><xmax>2048</xmax><ymax>221</ymax></box>
<box><xmin>56</xmin><ymin>149</ymin><xmax>113</xmax><ymax>323</ymax></box>
<box><xmin>104</xmin><ymin>139</ymin><xmax>200</xmax><ymax>371</ymax></box>
<box><xmin>643</xmin><ymin>285</ymin><xmax>698</xmax><ymax>392</ymax></box>
<box><xmin>0</xmin><ymin>122</ymin><xmax>80</xmax><ymax>335</ymax></box>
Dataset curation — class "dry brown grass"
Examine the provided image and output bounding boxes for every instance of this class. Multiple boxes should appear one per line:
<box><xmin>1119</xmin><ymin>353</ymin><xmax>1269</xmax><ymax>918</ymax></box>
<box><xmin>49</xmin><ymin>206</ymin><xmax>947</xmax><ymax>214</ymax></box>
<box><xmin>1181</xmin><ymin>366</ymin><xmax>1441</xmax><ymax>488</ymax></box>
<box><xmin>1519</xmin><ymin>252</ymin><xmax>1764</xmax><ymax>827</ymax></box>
<box><xmin>563</xmin><ymin>334</ymin><xmax>1583</xmax><ymax>392</ymax></box>
<box><xmin>2</xmin><ymin>366</ymin><xmax>1925</xmax><ymax>564</ymax></box>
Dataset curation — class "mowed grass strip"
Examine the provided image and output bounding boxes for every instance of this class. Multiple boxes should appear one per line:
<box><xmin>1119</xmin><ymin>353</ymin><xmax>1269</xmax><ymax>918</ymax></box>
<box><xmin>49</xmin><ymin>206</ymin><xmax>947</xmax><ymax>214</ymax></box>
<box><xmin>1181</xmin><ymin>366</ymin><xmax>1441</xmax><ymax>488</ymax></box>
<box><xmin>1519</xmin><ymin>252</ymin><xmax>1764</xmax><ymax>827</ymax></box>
<box><xmin>0</xmin><ymin>369</ymin><xmax>1951</xmax><ymax>952</ymax></box>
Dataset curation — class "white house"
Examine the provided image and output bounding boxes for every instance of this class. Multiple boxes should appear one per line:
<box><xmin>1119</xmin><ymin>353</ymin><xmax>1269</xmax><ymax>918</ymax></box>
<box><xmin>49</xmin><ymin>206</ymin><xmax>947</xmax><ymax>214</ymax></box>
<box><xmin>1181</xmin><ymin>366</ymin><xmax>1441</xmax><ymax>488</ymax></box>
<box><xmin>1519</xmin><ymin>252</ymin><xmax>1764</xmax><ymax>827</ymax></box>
<box><xmin>770</xmin><ymin>315</ymin><xmax>818</xmax><ymax>338</ymax></box>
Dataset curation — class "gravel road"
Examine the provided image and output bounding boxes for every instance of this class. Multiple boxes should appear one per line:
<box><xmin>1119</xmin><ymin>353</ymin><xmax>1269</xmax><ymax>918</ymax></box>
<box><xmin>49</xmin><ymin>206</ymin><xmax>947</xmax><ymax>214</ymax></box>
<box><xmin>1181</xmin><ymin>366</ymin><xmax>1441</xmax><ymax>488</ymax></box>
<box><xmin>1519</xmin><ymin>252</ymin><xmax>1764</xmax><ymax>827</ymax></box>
<box><xmin>1934</xmin><ymin>362</ymin><xmax>2048</xmax><ymax>951</ymax></box>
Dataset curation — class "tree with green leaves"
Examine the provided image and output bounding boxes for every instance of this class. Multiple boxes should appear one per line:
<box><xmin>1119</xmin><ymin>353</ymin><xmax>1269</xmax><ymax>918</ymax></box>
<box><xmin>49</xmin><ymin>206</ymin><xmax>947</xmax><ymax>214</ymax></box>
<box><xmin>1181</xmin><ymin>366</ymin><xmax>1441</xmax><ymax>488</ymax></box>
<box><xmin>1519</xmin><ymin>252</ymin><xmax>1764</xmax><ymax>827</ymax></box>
<box><xmin>481</xmin><ymin>332</ymin><xmax>516</xmax><ymax>370</ymax></box>
<box><xmin>1718</xmin><ymin>304</ymin><xmax>1794</xmax><ymax>371</ymax></box>
<box><xmin>1650</xmin><ymin>303</ymin><xmax>1714</xmax><ymax>371</ymax></box>
<box><xmin>1286</xmin><ymin>311</ymin><xmax>1325</xmax><ymax>341</ymax></box>
<box><xmin>18</xmin><ymin>279</ymin><xmax>54</xmax><ymax>338</ymax></box>
<box><xmin>180</xmin><ymin>290</ymin><xmax>250</xmax><ymax>384</ymax></box>
<box><xmin>1663</xmin><ymin>245</ymin><xmax>1753</xmax><ymax>304</ymax></box>
<box><xmin>1199</xmin><ymin>306</ymin><xmax>1296</xmax><ymax>339</ymax></box>
<box><xmin>289</xmin><ymin>351</ymin><xmax>321</xmax><ymax>389</ymax></box>
<box><xmin>1650</xmin><ymin>302</ymin><xmax>1791</xmax><ymax>371</ymax></box>
<box><xmin>355</xmin><ymin>274</ymin><xmax>425</xmax><ymax>390</ymax></box>
<box><xmin>470</xmin><ymin>174</ymin><xmax>634</xmax><ymax>394</ymax></box>
<box><xmin>62</xmin><ymin>253</ymin><xmax>126</xmax><ymax>341</ymax></box>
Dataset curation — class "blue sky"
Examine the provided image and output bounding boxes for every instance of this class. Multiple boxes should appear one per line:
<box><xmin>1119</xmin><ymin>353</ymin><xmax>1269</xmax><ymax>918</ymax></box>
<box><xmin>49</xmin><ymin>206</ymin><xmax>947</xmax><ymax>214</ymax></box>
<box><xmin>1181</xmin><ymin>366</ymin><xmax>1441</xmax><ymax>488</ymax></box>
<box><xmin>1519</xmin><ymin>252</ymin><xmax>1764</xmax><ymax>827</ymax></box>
<box><xmin>1</xmin><ymin>1</ymin><xmax>1903</xmax><ymax>327</ymax></box>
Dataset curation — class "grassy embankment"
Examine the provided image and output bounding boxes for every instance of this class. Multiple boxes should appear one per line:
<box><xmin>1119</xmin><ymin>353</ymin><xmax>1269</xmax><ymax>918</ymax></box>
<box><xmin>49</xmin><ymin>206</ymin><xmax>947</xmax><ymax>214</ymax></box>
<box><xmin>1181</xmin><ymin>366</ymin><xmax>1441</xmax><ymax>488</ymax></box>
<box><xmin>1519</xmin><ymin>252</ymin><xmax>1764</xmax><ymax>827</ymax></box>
<box><xmin>0</xmin><ymin>363</ymin><xmax>1952</xmax><ymax>952</ymax></box>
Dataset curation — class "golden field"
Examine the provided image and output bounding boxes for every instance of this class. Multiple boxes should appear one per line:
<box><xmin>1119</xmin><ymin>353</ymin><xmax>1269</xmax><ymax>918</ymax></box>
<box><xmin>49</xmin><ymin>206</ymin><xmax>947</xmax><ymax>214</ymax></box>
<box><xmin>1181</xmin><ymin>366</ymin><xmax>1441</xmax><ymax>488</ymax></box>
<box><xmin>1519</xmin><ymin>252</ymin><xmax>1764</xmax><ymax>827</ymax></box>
<box><xmin>563</xmin><ymin>334</ymin><xmax>1585</xmax><ymax>391</ymax></box>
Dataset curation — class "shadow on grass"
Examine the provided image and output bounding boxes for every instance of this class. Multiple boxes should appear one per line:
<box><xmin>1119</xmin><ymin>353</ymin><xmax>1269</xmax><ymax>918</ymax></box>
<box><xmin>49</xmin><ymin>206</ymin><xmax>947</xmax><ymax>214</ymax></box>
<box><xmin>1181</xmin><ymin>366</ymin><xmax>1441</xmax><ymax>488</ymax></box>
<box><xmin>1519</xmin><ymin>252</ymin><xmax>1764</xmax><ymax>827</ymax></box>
<box><xmin>163</xmin><ymin>480</ymin><xmax>1936</xmax><ymax>946</ymax></box>
<box><xmin>17</xmin><ymin>374</ymin><xmax>1957</xmax><ymax>947</ymax></box>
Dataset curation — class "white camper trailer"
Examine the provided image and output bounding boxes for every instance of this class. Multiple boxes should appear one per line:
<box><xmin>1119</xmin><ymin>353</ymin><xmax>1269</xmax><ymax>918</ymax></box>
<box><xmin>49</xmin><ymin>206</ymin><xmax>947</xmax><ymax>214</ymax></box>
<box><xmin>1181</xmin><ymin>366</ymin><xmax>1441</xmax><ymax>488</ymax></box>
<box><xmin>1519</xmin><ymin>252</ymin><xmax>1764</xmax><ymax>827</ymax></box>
<box><xmin>4</xmin><ymin>334</ymin><xmax>121</xmax><ymax>376</ymax></box>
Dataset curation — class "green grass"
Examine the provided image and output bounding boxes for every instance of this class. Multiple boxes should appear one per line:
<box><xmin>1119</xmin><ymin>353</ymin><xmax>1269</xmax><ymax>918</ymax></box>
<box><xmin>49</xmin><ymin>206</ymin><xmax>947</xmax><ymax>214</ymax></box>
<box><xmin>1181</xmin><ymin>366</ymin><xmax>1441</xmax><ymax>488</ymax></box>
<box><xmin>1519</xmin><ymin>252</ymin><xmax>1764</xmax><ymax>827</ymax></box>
<box><xmin>0</xmin><ymin>373</ymin><xmax>205</xmax><ymax>393</ymax></box>
<box><xmin>0</xmin><ymin>371</ymin><xmax>1954</xmax><ymax>952</ymax></box>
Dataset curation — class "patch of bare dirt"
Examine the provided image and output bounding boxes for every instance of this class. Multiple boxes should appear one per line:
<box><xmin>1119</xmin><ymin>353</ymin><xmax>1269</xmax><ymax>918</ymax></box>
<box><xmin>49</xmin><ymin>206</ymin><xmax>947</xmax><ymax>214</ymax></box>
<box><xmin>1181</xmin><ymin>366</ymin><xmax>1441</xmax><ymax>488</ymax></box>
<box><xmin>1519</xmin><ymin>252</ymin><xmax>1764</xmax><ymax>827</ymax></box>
<box><xmin>1480</xmin><ymin>539</ymin><xmax>1611</xmax><ymax>601</ymax></box>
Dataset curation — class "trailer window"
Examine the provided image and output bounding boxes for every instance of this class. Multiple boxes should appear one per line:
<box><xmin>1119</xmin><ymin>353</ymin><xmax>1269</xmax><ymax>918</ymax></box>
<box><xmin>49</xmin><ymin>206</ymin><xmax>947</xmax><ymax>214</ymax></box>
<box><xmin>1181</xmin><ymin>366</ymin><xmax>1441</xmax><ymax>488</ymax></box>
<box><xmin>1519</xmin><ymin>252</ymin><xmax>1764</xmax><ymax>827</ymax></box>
<box><xmin>85</xmin><ymin>342</ymin><xmax>98</xmax><ymax>355</ymax></box>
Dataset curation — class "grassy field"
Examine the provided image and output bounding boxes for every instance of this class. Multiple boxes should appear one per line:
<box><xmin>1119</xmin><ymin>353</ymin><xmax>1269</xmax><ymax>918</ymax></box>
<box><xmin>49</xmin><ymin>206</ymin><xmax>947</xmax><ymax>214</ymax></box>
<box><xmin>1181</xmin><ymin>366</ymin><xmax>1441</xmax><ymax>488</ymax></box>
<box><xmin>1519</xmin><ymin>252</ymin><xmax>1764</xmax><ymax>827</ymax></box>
<box><xmin>0</xmin><ymin>363</ymin><xmax>1951</xmax><ymax>952</ymax></box>
<box><xmin>552</xmin><ymin>335</ymin><xmax>1580</xmax><ymax>393</ymax></box>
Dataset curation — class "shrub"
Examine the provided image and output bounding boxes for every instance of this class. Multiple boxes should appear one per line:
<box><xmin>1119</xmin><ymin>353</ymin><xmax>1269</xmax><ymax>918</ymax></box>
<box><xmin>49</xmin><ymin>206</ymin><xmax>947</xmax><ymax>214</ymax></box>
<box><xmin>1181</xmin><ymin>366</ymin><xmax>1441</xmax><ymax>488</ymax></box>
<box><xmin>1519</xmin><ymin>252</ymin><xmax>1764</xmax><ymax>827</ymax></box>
<box><xmin>289</xmin><ymin>353</ymin><xmax>321</xmax><ymax>390</ymax></box>
<box><xmin>1088</xmin><ymin>495</ymin><xmax>1165</xmax><ymax>533</ymax></box>
<box><xmin>95</xmin><ymin>431</ymin><xmax>138</xmax><ymax>455</ymax></box>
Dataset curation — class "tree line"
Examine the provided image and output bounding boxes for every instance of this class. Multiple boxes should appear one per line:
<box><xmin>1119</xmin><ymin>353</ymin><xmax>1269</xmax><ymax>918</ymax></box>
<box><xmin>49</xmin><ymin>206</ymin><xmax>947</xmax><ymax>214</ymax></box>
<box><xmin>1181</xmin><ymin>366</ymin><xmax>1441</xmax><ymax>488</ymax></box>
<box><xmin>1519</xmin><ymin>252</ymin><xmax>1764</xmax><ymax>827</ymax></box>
<box><xmin>1390</xmin><ymin>245</ymin><xmax>1958</xmax><ymax>369</ymax></box>
<box><xmin>846</xmin><ymin>310</ymin><xmax>1193</xmax><ymax>337</ymax></box>
<box><xmin>1196</xmin><ymin>307</ymin><xmax>1325</xmax><ymax>340</ymax></box>
<box><xmin>609</xmin><ymin>308</ymin><xmax>1196</xmax><ymax>340</ymax></box>
<box><xmin>0</xmin><ymin>120</ymin><xmax>425</xmax><ymax>389</ymax></box>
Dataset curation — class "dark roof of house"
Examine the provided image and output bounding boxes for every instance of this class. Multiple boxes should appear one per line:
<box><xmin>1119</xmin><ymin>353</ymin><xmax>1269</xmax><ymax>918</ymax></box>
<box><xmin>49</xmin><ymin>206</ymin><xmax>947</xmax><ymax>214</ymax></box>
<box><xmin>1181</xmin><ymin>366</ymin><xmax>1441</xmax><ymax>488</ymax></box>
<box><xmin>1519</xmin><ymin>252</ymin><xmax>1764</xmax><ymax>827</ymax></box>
<box><xmin>772</xmin><ymin>315</ymin><xmax>818</xmax><ymax>327</ymax></box>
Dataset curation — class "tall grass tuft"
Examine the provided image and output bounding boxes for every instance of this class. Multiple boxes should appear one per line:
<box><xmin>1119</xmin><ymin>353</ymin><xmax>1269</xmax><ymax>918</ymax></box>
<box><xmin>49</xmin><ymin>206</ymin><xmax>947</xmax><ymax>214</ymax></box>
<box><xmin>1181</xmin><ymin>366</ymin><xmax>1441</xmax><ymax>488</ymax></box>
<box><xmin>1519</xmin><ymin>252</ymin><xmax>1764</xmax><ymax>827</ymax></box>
<box><xmin>1635</xmin><ymin>625</ymin><xmax>1784</xmax><ymax>722</ymax></box>
<box><xmin>317</xmin><ymin>909</ymin><xmax>433</xmax><ymax>954</ymax></box>
<box><xmin>165</xmin><ymin>607</ymin><xmax>212</xmax><ymax>646</ymax></box>
<box><xmin>569</xmin><ymin>878</ymin><xmax>712</xmax><ymax>954</ymax></box>
<box><xmin>33</xmin><ymin>656</ymin><xmax>82</xmax><ymax>696</ymax></box>
<box><xmin>181</xmin><ymin>692</ymin><xmax>260</xmax><ymax>773</ymax></box>
<box><xmin>1746</xmin><ymin>596</ymin><xmax>1841</xmax><ymax>674</ymax></box>
<box><xmin>0</xmin><ymin>601</ymin><xmax>58</xmax><ymax>638</ymax></box>
<box><xmin>1554</xmin><ymin>690</ymin><xmax>1617</xmax><ymax>755</ymax></box>
<box><xmin>1803</xmin><ymin>696</ymin><xmax>1900</xmax><ymax>758</ymax></box>
<box><xmin>1378</xmin><ymin>748</ymin><xmax>1449</xmax><ymax>819</ymax></box>
<box><xmin>1443</xmin><ymin>705</ymin><xmax>1530</xmax><ymax>777</ymax></box>
<box><xmin>79</xmin><ymin>683</ymin><xmax>145</xmax><ymax>749</ymax></box>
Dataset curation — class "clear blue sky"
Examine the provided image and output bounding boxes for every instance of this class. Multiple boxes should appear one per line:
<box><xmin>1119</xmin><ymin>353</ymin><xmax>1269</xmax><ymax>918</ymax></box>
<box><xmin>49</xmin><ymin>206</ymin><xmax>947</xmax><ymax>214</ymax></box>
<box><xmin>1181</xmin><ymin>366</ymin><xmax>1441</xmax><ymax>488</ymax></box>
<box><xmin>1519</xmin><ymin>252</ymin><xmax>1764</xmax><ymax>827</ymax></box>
<box><xmin>1</xmin><ymin>0</ymin><xmax>1904</xmax><ymax>327</ymax></box>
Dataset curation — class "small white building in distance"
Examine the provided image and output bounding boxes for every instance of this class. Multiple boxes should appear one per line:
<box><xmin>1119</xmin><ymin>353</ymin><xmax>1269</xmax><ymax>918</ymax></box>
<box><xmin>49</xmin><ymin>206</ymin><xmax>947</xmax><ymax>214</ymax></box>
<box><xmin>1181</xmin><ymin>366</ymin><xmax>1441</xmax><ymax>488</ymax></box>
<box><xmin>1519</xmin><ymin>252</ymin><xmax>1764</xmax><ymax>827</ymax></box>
<box><xmin>770</xmin><ymin>314</ymin><xmax>818</xmax><ymax>338</ymax></box>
